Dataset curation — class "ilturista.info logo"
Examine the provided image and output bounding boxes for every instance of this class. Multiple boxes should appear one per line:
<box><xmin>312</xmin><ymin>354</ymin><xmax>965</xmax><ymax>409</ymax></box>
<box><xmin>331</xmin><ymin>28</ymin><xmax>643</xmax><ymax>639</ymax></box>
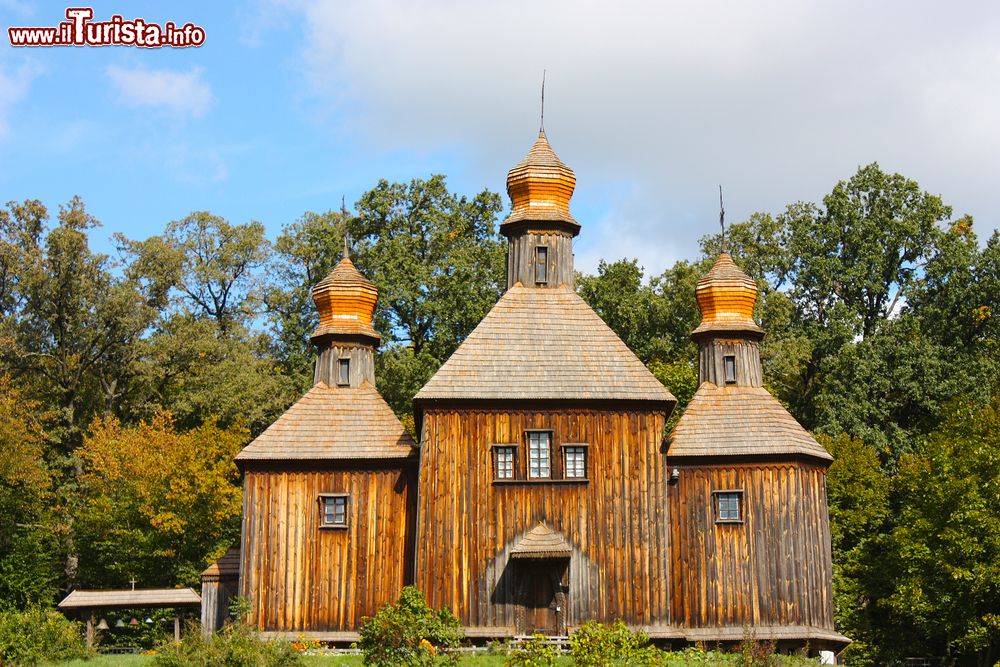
<box><xmin>7</xmin><ymin>7</ymin><xmax>205</xmax><ymax>48</ymax></box>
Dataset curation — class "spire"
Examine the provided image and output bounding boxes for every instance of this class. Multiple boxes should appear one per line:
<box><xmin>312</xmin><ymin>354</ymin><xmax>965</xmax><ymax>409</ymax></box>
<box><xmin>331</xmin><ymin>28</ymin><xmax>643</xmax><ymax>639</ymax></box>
<box><xmin>311</xmin><ymin>254</ymin><xmax>380</xmax><ymax>344</ymax></box>
<box><xmin>691</xmin><ymin>253</ymin><xmax>764</xmax><ymax>340</ymax></box>
<box><xmin>501</xmin><ymin>129</ymin><xmax>579</xmax><ymax>232</ymax></box>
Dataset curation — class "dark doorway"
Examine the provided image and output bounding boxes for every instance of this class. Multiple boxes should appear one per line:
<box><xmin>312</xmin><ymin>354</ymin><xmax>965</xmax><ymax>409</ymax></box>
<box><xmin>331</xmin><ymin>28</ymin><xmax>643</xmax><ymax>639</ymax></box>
<box><xmin>516</xmin><ymin>559</ymin><xmax>568</xmax><ymax>635</ymax></box>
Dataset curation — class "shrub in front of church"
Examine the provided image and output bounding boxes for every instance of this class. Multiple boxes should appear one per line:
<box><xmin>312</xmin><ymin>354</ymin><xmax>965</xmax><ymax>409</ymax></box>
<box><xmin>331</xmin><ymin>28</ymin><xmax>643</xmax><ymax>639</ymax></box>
<box><xmin>569</xmin><ymin>620</ymin><xmax>662</xmax><ymax>666</ymax></box>
<box><xmin>502</xmin><ymin>632</ymin><xmax>560</xmax><ymax>667</ymax></box>
<box><xmin>152</xmin><ymin>619</ymin><xmax>301</xmax><ymax>667</ymax></box>
<box><xmin>356</xmin><ymin>586</ymin><xmax>464</xmax><ymax>665</ymax></box>
<box><xmin>0</xmin><ymin>607</ymin><xmax>91</xmax><ymax>666</ymax></box>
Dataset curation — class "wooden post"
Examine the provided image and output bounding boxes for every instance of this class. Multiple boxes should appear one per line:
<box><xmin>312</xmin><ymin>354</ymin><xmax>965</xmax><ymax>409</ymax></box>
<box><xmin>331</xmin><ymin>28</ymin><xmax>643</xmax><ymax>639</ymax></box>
<box><xmin>174</xmin><ymin>613</ymin><xmax>181</xmax><ymax>642</ymax></box>
<box><xmin>85</xmin><ymin>613</ymin><xmax>95</xmax><ymax>648</ymax></box>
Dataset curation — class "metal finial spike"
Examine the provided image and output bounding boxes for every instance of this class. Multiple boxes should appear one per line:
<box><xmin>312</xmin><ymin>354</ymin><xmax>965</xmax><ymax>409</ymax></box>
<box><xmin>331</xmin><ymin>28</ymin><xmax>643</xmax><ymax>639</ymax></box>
<box><xmin>340</xmin><ymin>196</ymin><xmax>350</xmax><ymax>260</ymax></box>
<box><xmin>719</xmin><ymin>185</ymin><xmax>727</xmax><ymax>253</ymax></box>
<box><xmin>540</xmin><ymin>70</ymin><xmax>546</xmax><ymax>133</ymax></box>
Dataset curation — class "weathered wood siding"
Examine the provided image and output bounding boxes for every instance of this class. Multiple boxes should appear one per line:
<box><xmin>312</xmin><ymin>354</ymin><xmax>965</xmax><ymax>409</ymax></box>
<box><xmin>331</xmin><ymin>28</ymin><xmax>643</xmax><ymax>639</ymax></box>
<box><xmin>414</xmin><ymin>405</ymin><xmax>671</xmax><ymax>630</ymax></box>
<box><xmin>240</xmin><ymin>463</ymin><xmax>416</xmax><ymax>632</ymax></box>
<box><xmin>697</xmin><ymin>339</ymin><xmax>763</xmax><ymax>388</ymax></box>
<box><xmin>314</xmin><ymin>343</ymin><xmax>375</xmax><ymax>387</ymax></box>
<box><xmin>506</xmin><ymin>231</ymin><xmax>575</xmax><ymax>289</ymax></box>
<box><xmin>667</xmin><ymin>461</ymin><xmax>835</xmax><ymax>631</ymax></box>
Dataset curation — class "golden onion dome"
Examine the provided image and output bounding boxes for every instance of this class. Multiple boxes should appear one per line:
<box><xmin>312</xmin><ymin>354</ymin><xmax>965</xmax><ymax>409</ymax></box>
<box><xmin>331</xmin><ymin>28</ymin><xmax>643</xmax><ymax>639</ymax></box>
<box><xmin>311</xmin><ymin>250</ymin><xmax>381</xmax><ymax>343</ymax></box>
<box><xmin>691</xmin><ymin>253</ymin><xmax>765</xmax><ymax>339</ymax></box>
<box><xmin>501</xmin><ymin>129</ymin><xmax>579</xmax><ymax>233</ymax></box>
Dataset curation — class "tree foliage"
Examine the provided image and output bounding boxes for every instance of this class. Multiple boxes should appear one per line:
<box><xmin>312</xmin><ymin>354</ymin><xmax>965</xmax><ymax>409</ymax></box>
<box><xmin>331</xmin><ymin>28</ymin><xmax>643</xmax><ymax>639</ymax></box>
<box><xmin>74</xmin><ymin>412</ymin><xmax>245</xmax><ymax>587</ymax></box>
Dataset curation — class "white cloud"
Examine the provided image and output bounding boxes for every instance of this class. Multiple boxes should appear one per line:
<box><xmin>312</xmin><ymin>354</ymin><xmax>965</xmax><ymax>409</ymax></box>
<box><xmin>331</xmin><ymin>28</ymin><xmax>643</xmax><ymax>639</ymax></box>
<box><xmin>270</xmin><ymin>0</ymin><xmax>1000</xmax><ymax>274</ymax></box>
<box><xmin>106</xmin><ymin>65</ymin><xmax>214</xmax><ymax>118</ymax></box>
<box><xmin>0</xmin><ymin>60</ymin><xmax>42</xmax><ymax>138</ymax></box>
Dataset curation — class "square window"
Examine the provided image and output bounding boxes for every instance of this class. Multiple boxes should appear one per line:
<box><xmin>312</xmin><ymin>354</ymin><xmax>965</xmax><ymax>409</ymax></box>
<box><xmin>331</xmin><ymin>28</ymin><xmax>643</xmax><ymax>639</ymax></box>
<box><xmin>723</xmin><ymin>355</ymin><xmax>736</xmax><ymax>384</ymax></box>
<box><xmin>337</xmin><ymin>359</ymin><xmax>350</xmax><ymax>386</ymax></box>
<box><xmin>527</xmin><ymin>432</ymin><xmax>551</xmax><ymax>479</ymax></box>
<box><xmin>534</xmin><ymin>246</ymin><xmax>548</xmax><ymax>284</ymax></box>
<box><xmin>494</xmin><ymin>446</ymin><xmax>516</xmax><ymax>480</ymax></box>
<box><xmin>319</xmin><ymin>494</ymin><xmax>349</xmax><ymax>528</ymax></box>
<box><xmin>715</xmin><ymin>491</ymin><xmax>742</xmax><ymax>522</ymax></box>
<box><xmin>563</xmin><ymin>446</ymin><xmax>587</xmax><ymax>478</ymax></box>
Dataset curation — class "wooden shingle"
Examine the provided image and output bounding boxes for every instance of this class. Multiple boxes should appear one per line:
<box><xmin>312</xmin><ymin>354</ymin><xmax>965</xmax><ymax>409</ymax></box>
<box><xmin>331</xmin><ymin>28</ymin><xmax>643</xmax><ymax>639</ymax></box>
<box><xmin>235</xmin><ymin>382</ymin><xmax>416</xmax><ymax>462</ymax></box>
<box><xmin>414</xmin><ymin>285</ymin><xmax>675</xmax><ymax>404</ymax></box>
<box><xmin>59</xmin><ymin>588</ymin><xmax>201</xmax><ymax>609</ymax></box>
<box><xmin>510</xmin><ymin>523</ymin><xmax>572</xmax><ymax>559</ymax></box>
<box><xmin>666</xmin><ymin>383</ymin><xmax>832</xmax><ymax>461</ymax></box>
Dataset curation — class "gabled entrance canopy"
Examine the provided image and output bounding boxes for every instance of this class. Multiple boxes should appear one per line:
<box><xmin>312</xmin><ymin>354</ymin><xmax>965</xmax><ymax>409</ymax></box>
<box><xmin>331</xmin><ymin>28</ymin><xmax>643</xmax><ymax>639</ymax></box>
<box><xmin>510</xmin><ymin>523</ymin><xmax>572</xmax><ymax>560</ymax></box>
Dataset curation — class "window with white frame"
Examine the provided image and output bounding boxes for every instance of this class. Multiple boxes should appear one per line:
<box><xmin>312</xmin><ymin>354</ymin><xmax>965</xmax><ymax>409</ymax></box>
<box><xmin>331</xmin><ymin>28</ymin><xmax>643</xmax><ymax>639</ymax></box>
<box><xmin>527</xmin><ymin>431</ymin><xmax>551</xmax><ymax>479</ymax></box>
<box><xmin>563</xmin><ymin>445</ymin><xmax>587</xmax><ymax>478</ymax></box>
<box><xmin>494</xmin><ymin>446</ymin><xmax>516</xmax><ymax>480</ymax></box>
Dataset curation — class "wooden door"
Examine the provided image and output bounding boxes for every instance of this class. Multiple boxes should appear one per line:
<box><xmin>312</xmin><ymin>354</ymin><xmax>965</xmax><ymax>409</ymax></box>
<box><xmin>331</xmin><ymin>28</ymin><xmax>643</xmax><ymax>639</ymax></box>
<box><xmin>518</xmin><ymin>560</ymin><xmax>568</xmax><ymax>635</ymax></box>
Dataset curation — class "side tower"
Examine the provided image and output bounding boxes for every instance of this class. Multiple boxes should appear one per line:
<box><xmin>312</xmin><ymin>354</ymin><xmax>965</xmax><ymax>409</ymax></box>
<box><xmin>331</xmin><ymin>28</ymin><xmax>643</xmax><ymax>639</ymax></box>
<box><xmin>413</xmin><ymin>130</ymin><xmax>677</xmax><ymax>639</ymax></box>
<box><xmin>665</xmin><ymin>253</ymin><xmax>849</xmax><ymax>651</ymax></box>
<box><xmin>235</xmin><ymin>246</ymin><xmax>417</xmax><ymax>639</ymax></box>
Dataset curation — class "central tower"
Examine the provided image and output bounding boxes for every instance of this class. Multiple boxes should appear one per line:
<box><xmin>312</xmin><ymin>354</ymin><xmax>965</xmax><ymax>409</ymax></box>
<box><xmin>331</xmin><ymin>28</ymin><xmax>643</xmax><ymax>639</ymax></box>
<box><xmin>501</xmin><ymin>130</ymin><xmax>580</xmax><ymax>289</ymax></box>
<box><xmin>414</xmin><ymin>127</ymin><xmax>675</xmax><ymax>637</ymax></box>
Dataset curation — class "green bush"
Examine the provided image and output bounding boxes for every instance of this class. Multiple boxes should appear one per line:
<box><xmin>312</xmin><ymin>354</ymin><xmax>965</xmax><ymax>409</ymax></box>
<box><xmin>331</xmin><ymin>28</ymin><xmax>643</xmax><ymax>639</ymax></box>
<box><xmin>356</xmin><ymin>586</ymin><xmax>464</xmax><ymax>666</ymax></box>
<box><xmin>569</xmin><ymin>620</ymin><xmax>661</xmax><ymax>666</ymax></box>
<box><xmin>503</xmin><ymin>633</ymin><xmax>560</xmax><ymax>667</ymax></box>
<box><xmin>151</xmin><ymin>620</ymin><xmax>301</xmax><ymax>667</ymax></box>
<box><xmin>0</xmin><ymin>606</ymin><xmax>91</xmax><ymax>666</ymax></box>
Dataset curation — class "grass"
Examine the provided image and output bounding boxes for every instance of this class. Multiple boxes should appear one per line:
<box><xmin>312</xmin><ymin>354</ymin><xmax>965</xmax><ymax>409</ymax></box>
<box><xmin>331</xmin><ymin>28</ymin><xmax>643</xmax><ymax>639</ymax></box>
<box><xmin>46</xmin><ymin>653</ymin><xmax>572</xmax><ymax>666</ymax></box>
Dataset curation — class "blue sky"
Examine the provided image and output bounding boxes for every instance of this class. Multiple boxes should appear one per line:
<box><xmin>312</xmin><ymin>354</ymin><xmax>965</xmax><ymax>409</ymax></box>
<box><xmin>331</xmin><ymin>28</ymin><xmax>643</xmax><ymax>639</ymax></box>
<box><xmin>2</xmin><ymin>1</ymin><xmax>999</xmax><ymax>276</ymax></box>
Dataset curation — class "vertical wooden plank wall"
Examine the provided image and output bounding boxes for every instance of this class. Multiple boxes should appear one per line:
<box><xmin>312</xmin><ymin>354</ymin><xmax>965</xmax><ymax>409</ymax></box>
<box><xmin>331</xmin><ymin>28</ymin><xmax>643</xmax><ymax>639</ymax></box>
<box><xmin>414</xmin><ymin>406</ymin><xmax>671</xmax><ymax>630</ymax></box>
<box><xmin>667</xmin><ymin>461</ymin><xmax>835</xmax><ymax>631</ymax></box>
<box><xmin>240</xmin><ymin>464</ymin><xmax>416</xmax><ymax>632</ymax></box>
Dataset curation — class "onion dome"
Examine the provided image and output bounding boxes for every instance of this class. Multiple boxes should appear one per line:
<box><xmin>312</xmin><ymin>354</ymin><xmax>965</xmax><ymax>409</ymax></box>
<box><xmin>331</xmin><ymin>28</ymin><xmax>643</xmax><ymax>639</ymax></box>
<box><xmin>310</xmin><ymin>247</ymin><xmax>381</xmax><ymax>344</ymax></box>
<box><xmin>501</xmin><ymin>130</ymin><xmax>580</xmax><ymax>234</ymax></box>
<box><xmin>691</xmin><ymin>253</ymin><xmax>765</xmax><ymax>339</ymax></box>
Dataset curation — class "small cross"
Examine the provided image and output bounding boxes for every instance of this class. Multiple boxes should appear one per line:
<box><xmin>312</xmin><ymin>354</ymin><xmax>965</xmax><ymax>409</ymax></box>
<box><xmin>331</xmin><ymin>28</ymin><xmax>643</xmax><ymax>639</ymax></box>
<box><xmin>129</xmin><ymin>577</ymin><xmax>137</xmax><ymax>591</ymax></box>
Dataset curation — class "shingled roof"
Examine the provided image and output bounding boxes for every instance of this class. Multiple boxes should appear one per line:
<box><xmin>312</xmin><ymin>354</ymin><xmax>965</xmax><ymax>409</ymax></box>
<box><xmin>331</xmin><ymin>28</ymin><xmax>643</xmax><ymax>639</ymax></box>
<box><xmin>414</xmin><ymin>285</ymin><xmax>675</xmax><ymax>403</ymax></box>
<box><xmin>236</xmin><ymin>382</ymin><xmax>416</xmax><ymax>462</ymax></box>
<box><xmin>666</xmin><ymin>383</ymin><xmax>832</xmax><ymax>462</ymax></box>
<box><xmin>201</xmin><ymin>546</ymin><xmax>240</xmax><ymax>580</ymax></box>
<box><xmin>511</xmin><ymin>523</ymin><xmax>573</xmax><ymax>559</ymax></box>
<box><xmin>59</xmin><ymin>588</ymin><xmax>201</xmax><ymax>610</ymax></box>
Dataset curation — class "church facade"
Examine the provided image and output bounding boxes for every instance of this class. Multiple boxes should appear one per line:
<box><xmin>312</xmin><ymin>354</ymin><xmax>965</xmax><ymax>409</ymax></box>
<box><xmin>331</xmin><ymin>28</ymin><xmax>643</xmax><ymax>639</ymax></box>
<box><xmin>202</xmin><ymin>128</ymin><xmax>849</xmax><ymax>652</ymax></box>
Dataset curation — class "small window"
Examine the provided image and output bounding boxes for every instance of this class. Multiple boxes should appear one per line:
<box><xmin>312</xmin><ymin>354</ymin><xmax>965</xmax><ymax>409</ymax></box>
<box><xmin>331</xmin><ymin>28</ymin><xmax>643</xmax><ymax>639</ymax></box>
<box><xmin>563</xmin><ymin>445</ymin><xmax>587</xmax><ymax>479</ymax></box>
<box><xmin>494</xmin><ymin>446</ymin><xmax>516</xmax><ymax>480</ymax></box>
<box><xmin>723</xmin><ymin>355</ymin><xmax>736</xmax><ymax>384</ymax></box>
<box><xmin>337</xmin><ymin>358</ymin><xmax>350</xmax><ymax>386</ymax></box>
<box><xmin>534</xmin><ymin>246</ymin><xmax>548</xmax><ymax>284</ymax></box>
<box><xmin>527</xmin><ymin>431</ymin><xmax>551</xmax><ymax>478</ymax></box>
<box><xmin>715</xmin><ymin>491</ymin><xmax>743</xmax><ymax>523</ymax></box>
<box><xmin>319</xmin><ymin>494</ymin><xmax>349</xmax><ymax>528</ymax></box>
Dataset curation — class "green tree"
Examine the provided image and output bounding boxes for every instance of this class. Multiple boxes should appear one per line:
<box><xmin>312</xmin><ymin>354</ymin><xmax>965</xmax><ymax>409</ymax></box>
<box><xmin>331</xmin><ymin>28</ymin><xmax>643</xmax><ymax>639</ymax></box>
<box><xmin>352</xmin><ymin>175</ymin><xmax>505</xmax><ymax>359</ymax></box>
<box><xmin>74</xmin><ymin>412</ymin><xmax>246</xmax><ymax>587</ymax></box>
<box><xmin>881</xmin><ymin>398</ymin><xmax>1000</xmax><ymax>666</ymax></box>
<box><xmin>117</xmin><ymin>212</ymin><xmax>270</xmax><ymax>334</ymax></box>
<box><xmin>820</xmin><ymin>434</ymin><xmax>891</xmax><ymax>666</ymax></box>
<box><xmin>0</xmin><ymin>378</ymin><xmax>60</xmax><ymax>610</ymax></box>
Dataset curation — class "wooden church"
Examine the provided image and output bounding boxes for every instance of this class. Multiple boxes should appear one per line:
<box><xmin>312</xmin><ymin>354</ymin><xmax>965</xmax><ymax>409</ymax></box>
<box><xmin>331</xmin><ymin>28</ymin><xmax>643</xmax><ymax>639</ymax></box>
<box><xmin>202</xmin><ymin>127</ymin><xmax>849</xmax><ymax>652</ymax></box>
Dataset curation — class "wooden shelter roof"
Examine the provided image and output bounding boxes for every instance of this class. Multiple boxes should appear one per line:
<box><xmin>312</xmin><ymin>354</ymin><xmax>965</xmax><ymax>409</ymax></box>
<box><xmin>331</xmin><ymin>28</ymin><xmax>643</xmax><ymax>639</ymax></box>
<box><xmin>59</xmin><ymin>588</ymin><xmax>201</xmax><ymax>610</ymax></box>
<box><xmin>414</xmin><ymin>285</ymin><xmax>675</xmax><ymax>404</ymax></box>
<box><xmin>235</xmin><ymin>381</ymin><xmax>416</xmax><ymax>462</ymax></box>
<box><xmin>201</xmin><ymin>546</ymin><xmax>240</xmax><ymax>579</ymax></box>
<box><xmin>666</xmin><ymin>383</ymin><xmax>832</xmax><ymax>462</ymax></box>
<box><xmin>510</xmin><ymin>523</ymin><xmax>572</xmax><ymax>559</ymax></box>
